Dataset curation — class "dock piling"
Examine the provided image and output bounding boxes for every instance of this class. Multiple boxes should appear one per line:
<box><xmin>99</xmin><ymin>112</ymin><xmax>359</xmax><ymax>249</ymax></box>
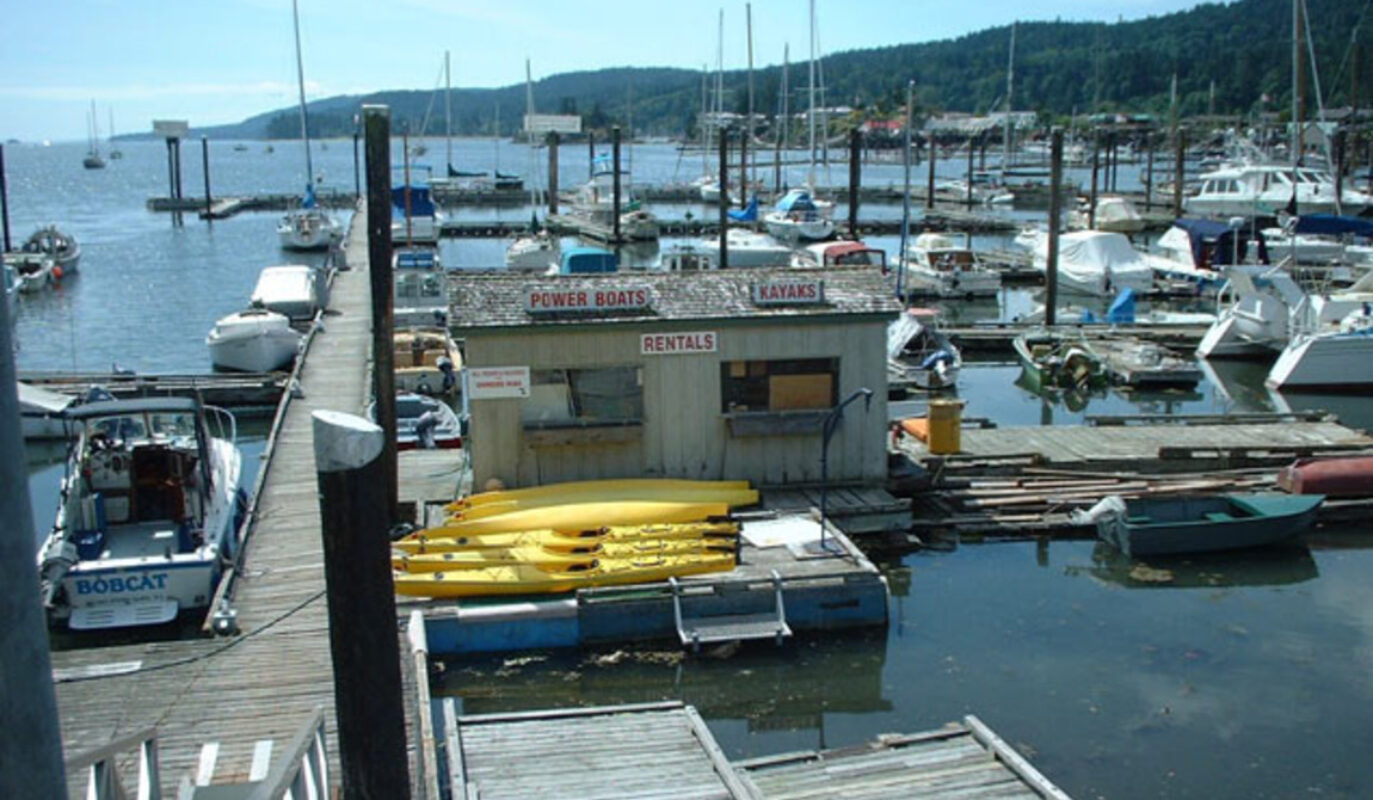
<box><xmin>1088</xmin><ymin>131</ymin><xmax>1099</xmax><ymax>229</ymax></box>
<box><xmin>201</xmin><ymin>136</ymin><xmax>212</xmax><ymax>216</ymax></box>
<box><xmin>311</xmin><ymin>410</ymin><xmax>410</xmax><ymax>800</ymax></box>
<box><xmin>925</xmin><ymin>133</ymin><xmax>935</xmax><ymax>210</ymax></box>
<box><xmin>848</xmin><ymin>128</ymin><xmax>860</xmax><ymax>238</ymax></box>
<box><xmin>363</xmin><ymin>104</ymin><xmax>399</xmax><ymax>521</ymax></box>
<box><xmin>547</xmin><ymin>132</ymin><xmax>559</xmax><ymax>217</ymax></box>
<box><xmin>965</xmin><ymin>136</ymin><xmax>975</xmax><ymax>209</ymax></box>
<box><xmin>1173</xmin><ymin>130</ymin><xmax>1185</xmax><ymax>218</ymax></box>
<box><xmin>612</xmin><ymin>125</ymin><xmax>622</xmax><ymax>244</ymax></box>
<box><xmin>1045</xmin><ymin>127</ymin><xmax>1064</xmax><ymax>327</ymax></box>
<box><xmin>0</xmin><ymin>144</ymin><xmax>10</xmax><ymax>252</ymax></box>
<box><xmin>0</xmin><ymin>259</ymin><xmax>67</xmax><ymax>798</ymax></box>
<box><xmin>719</xmin><ymin>126</ymin><xmax>729</xmax><ymax>270</ymax></box>
<box><xmin>1144</xmin><ymin>135</ymin><xmax>1154</xmax><ymax>212</ymax></box>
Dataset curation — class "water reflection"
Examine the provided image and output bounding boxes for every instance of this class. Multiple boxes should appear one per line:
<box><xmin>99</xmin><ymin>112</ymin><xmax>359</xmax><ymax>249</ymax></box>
<box><xmin>437</xmin><ymin>629</ymin><xmax>891</xmax><ymax>734</ymax></box>
<box><xmin>1073</xmin><ymin>541</ymin><xmax>1320</xmax><ymax>589</ymax></box>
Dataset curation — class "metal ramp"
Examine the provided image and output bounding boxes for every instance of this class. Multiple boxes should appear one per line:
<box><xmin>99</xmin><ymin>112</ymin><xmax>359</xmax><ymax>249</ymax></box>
<box><xmin>174</xmin><ymin>708</ymin><xmax>330</xmax><ymax>800</ymax></box>
<box><xmin>671</xmin><ymin>569</ymin><xmax>792</xmax><ymax>651</ymax></box>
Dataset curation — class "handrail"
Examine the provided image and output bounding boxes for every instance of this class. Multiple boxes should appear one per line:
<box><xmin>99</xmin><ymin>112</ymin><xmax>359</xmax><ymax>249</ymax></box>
<box><xmin>246</xmin><ymin>707</ymin><xmax>329</xmax><ymax>800</ymax></box>
<box><xmin>65</xmin><ymin>727</ymin><xmax>162</xmax><ymax>800</ymax></box>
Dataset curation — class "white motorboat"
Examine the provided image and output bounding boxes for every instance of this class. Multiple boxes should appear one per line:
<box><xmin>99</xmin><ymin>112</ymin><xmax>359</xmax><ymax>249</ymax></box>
<box><xmin>763</xmin><ymin>188</ymin><xmax>834</xmax><ymax>241</ymax></box>
<box><xmin>206</xmin><ymin>308</ymin><xmax>302</xmax><ymax>373</ymax></box>
<box><xmin>659</xmin><ymin>242</ymin><xmax>718</xmax><ymax>271</ymax></box>
<box><xmin>1194</xmin><ymin>269</ymin><xmax>1303</xmax><ymax>358</ymax></box>
<box><xmin>1144</xmin><ymin>219</ymin><xmax>1244</xmax><ymax>290</ymax></box>
<box><xmin>887</xmin><ymin>308</ymin><xmax>962</xmax><ymax>391</ymax></box>
<box><xmin>278</xmin><ymin>0</ymin><xmax>341</xmax><ymax>252</ymax></box>
<box><xmin>1184</xmin><ymin>162</ymin><xmax>1373</xmax><ymax>218</ymax></box>
<box><xmin>21</xmin><ymin>224</ymin><xmax>81</xmax><ymax>274</ymax></box>
<box><xmin>368</xmin><ymin>392</ymin><xmax>464</xmax><ymax>451</ymax></box>
<box><xmin>393</xmin><ymin>247</ymin><xmax>448</xmax><ymax>326</ymax></box>
<box><xmin>898</xmin><ymin>233</ymin><xmax>1001</xmax><ymax>298</ymax></box>
<box><xmin>393</xmin><ymin>327</ymin><xmax>461</xmax><ymax>396</ymax></box>
<box><xmin>793</xmin><ymin>240</ymin><xmax>887</xmax><ymax>269</ymax></box>
<box><xmin>250</xmin><ymin>264</ymin><xmax>324</xmax><ymax>321</ymax></box>
<box><xmin>1266</xmin><ymin>306</ymin><xmax>1373</xmax><ymax>389</ymax></box>
<box><xmin>17</xmin><ymin>381</ymin><xmax>77</xmax><ymax>440</ymax></box>
<box><xmin>505</xmin><ymin>230</ymin><xmax>560</xmax><ymax>272</ymax></box>
<box><xmin>698</xmin><ymin>228</ymin><xmax>794</xmax><ymax>268</ymax></box>
<box><xmin>933</xmin><ymin>179</ymin><xmax>1014</xmax><ymax>205</ymax></box>
<box><xmin>568</xmin><ymin>159</ymin><xmax>659</xmax><ymax>241</ymax></box>
<box><xmin>37</xmin><ymin>396</ymin><xmax>244</xmax><ymax>630</ymax></box>
<box><xmin>7</xmin><ymin>252</ymin><xmax>58</xmax><ymax>293</ymax></box>
<box><xmin>1069</xmin><ymin>195</ymin><xmax>1145</xmax><ymax>235</ymax></box>
<box><xmin>1020</xmin><ymin>229</ymin><xmax>1154</xmax><ymax>296</ymax></box>
<box><xmin>3</xmin><ymin>259</ymin><xmax>19</xmax><ymax>321</ymax></box>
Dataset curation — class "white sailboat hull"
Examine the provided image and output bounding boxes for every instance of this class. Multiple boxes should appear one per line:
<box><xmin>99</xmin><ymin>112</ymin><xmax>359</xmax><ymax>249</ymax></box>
<box><xmin>1266</xmin><ymin>330</ymin><xmax>1373</xmax><ymax>388</ymax></box>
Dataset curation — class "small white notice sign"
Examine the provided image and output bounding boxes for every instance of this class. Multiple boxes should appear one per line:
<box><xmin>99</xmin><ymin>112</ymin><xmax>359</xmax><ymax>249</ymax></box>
<box><xmin>467</xmin><ymin>366</ymin><xmax>531</xmax><ymax>399</ymax></box>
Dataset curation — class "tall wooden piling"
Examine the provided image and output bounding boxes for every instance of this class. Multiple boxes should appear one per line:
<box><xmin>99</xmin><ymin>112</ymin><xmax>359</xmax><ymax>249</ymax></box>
<box><xmin>1334</xmin><ymin>129</ymin><xmax>1346</xmax><ymax>213</ymax></box>
<box><xmin>719</xmin><ymin>127</ymin><xmax>729</xmax><ymax>270</ymax></box>
<box><xmin>739</xmin><ymin>124</ymin><xmax>749</xmax><ymax>208</ymax></box>
<box><xmin>612</xmin><ymin>125</ymin><xmax>622</xmax><ymax>244</ymax></box>
<box><xmin>1045</xmin><ymin>127</ymin><xmax>1064</xmax><ymax>327</ymax></box>
<box><xmin>547</xmin><ymin>132</ymin><xmax>560</xmax><ymax>217</ymax></box>
<box><xmin>0</xmin><ymin>144</ymin><xmax>10</xmax><ymax>252</ymax></box>
<box><xmin>587</xmin><ymin>132</ymin><xmax>596</xmax><ymax>179</ymax></box>
<box><xmin>0</xmin><ymin>250</ymin><xmax>66</xmax><ymax>799</ymax></box>
<box><xmin>312</xmin><ymin>410</ymin><xmax>410</xmax><ymax>800</ymax></box>
<box><xmin>363</xmin><ymin>105</ymin><xmax>398</xmax><ymax>521</ymax></box>
<box><xmin>1173</xmin><ymin>130</ymin><xmax>1186</xmax><ymax>218</ymax></box>
<box><xmin>848</xmin><ymin>128</ymin><xmax>860</xmax><ymax>238</ymax></box>
<box><xmin>1088</xmin><ymin>131</ymin><xmax>1100</xmax><ymax>229</ymax></box>
<box><xmin>201</xmin><ymin>136</ymin><xmax>212</xmax><ymax>215</ymax></box>
<box><xmin>925</xmin><ymin>134</ymin><xmax>936</xmax><ymax>210</ymax></box>
<box><xmin>352</xmin><ymin>131</ymin><xmax>361</xmax><ymax>200</ymax></box>
<box><xmin>1144</xmin><ymin>135</ymin><xmax>1154</xmax><ymax>212</ymax></box>
<box><xmin>965</xmin><ymin>136</ymin><xmax>975</xmax><ymax>208</ymax></box>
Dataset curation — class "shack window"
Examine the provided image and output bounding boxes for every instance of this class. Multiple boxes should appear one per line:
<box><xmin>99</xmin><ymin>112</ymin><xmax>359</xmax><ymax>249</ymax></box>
<box><xmin>522</xmin><ymin>367</ymin><xmax>643</xmax><ymax>425</ymax></box>
<box><xmin>721</xmin><ymin>358</ymin><xmax>838</xmax><ymax>413</ymax></box>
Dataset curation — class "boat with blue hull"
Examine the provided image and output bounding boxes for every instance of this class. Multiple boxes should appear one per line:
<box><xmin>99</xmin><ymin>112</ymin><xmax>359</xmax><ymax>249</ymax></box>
<box><xmin>1082</xmin><ymin>492</ymin><xmax>1325</xmax><ymax>558</ymax></box>
<box><xmin>36</xmin><ymin>397</ymin><xmax>244</xmax><ymax>630</ymax></box>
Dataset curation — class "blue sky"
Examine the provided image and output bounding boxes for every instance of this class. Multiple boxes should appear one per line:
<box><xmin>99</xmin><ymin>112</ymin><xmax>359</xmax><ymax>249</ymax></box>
<box><xmin>1</xmin><ymin>0</ymin><xmax>1213</xmax><ymax>142</ymax></box>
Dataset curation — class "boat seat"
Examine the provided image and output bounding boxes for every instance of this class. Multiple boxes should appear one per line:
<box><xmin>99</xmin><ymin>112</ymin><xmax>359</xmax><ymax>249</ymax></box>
<box><xmin>1204</xmin><ymin>511</ymin><xmax>1234</xmax><ymax>522</ymax></box>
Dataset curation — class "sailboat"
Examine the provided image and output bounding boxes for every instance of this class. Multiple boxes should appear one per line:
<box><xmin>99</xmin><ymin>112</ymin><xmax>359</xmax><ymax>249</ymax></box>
<box><xmin>506</xmin><ymin>59</ymin><xmax>560</xmax><ymax>272</ymax></box>
<box><xmin>107</xmin><ymin>108</ymin><xmax>123</xmax><ymax>160</ymax></box>
<box><xmin>276</xmin><ymin>0</ymin><xmax>342</xmax><ymax>251</ymax></box>
<box><xmin>82</xmin><ymin>100</ymin><xmax>105</xmax><ymax>170</ymax></box>
<box><xmin>762</xmin><ymin>0</ymin><xmax>833</xmax><ymax>241</ymax></box>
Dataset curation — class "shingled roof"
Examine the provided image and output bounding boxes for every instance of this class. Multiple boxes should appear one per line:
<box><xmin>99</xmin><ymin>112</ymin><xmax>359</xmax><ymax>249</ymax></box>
<box><xmin>445</xmin><ymin>266</ymin><xmax>903</xmax><ymax>331</ymax></box>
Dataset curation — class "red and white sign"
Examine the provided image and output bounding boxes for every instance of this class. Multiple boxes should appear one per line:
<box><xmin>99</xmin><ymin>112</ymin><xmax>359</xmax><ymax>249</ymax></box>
<box><xmin>524</xmin><ymin>285</ymin><xmax>651</xmax><ymax>314</ymax></box>
<box><xmin>640</xmin><ymin>331</ymin><xmax>718</xmax><ymax>355</ymax></box>
<box><xmin>751</xmin><ymin>278</ymin><xmax>826</xmax><ymax>306</ymax></box>
<box><xmin>467</xmin><ymin>366</ymin><xmax>531</xmax><ymax>399</ymax></box>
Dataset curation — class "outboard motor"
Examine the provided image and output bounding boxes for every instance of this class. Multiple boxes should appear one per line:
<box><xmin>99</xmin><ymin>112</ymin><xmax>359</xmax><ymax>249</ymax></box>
<box><xmin>437</xmin><ymin>356</ymin><xmax>457</xmax><ymax>395</ymax></box>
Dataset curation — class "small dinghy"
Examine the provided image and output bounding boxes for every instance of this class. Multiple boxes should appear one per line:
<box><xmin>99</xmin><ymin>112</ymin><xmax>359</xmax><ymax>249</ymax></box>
<box><xmin>1075</xmin><ymin>492</ymin><xmax>1325</xmax><ymax>558</ymax></box>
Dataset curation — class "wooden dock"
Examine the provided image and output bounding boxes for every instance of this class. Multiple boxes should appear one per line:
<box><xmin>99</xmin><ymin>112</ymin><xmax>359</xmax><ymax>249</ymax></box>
<box><xmin>19</xmin><ymin>370</ymin><xmax>289</xmax><ymax>414</ymax></box>
<box><xmin>49</xmin><ymin>205</ymin><xmax>383</xmax><ymax>793</ymax></box>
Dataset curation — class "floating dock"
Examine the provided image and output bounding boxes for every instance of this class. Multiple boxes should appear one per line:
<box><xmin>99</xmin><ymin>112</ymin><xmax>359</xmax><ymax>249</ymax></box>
<box><xmin>19</xmin><ymin>370</ymin><xmax>289</xmax><ymax>414</ymax></box>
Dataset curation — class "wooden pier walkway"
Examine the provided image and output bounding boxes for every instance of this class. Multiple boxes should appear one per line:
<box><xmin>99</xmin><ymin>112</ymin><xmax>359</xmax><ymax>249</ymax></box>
<box><xmin>49</xmin><ymin>205</ymin><xmax>381</xmax><ymax>792</ymax></box>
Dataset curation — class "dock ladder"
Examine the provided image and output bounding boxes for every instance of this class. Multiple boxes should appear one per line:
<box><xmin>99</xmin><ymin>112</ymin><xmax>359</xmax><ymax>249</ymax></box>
<box><xmin>670</xmin><ymin>569</ymin><xmax>792</xmax><ymax>652</ymax></box>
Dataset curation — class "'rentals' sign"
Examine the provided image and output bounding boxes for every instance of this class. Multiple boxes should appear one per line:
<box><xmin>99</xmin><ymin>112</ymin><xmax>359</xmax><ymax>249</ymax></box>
<box><xmin>751</xmin><ymin>278</ymin><xmax>826</xmax><ymax>306</ymax></box>
<box><xmin>524</xmin><ymin>285</ymin><xmax>652</xmax><ymax>314</ymax></box>
<box><xmin>640</xmin><ymin>331</ymin><xmax>717</xmax><ymax>355</ymax></box>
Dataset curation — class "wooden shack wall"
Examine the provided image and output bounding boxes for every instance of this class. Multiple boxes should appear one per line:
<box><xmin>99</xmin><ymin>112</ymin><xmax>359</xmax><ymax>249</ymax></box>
<box><xmin>463</xmin><ymin>318</ymin><xmax>889</xmax><ymax>489</ymax></box>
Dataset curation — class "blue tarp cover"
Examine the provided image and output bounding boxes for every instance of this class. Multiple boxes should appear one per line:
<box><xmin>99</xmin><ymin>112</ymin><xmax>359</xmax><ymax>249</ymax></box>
<box><xmin>1292</xmin><ymin>214</ymin><xmax>1373</xmax><ymax>238</ymax></box>
<box><xmin>391</xmin><ymin>184</ymin><xmax>436</xmax><ymax>217</ymax></box>
<box><xmin>728</xmin><ymin>195</ymin><xmax>759</xmax><ymax>222</ymax></box>
<box><xmin>774</xmin><ymin>189</ymin><xmax>817</xmax><ymax>213</ymax></box>
<box><xmin>560</xmin><ymin>247</ymin><xmax>617</xmax><ymax>274</ymax></box>
<box><xmin>1172</xmin><ymin>217</ymin><xmax>1269</xmax><ymax>267</ymax></box>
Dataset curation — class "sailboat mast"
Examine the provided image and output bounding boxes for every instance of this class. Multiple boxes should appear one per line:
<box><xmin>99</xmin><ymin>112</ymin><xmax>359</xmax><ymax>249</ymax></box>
<box><xmin>292</xmin><ymin>0</ymin><xmax>314</xmax><ymax>186</ymax></box>
<box><xmin>701</xmin><ymin>65</ymin><xmax>710</xmax><ymax>176</ymax></box>
<box><xmin>808</xmin><ymin>0</ymin><xmax>816</xmax><ymax>186</ymax></box>
<box><xmin>747</xmin><ymin>2</ymin><xmax>755</xmax><ymax>189</ymax></box>
<box><xmin>445</xmin><ymin>51</ymin><xmax>453</xmax><ymax>173</ymax></box>
<box><xmin>1004</xmin><ymin>22</ymin><xmax>1015</xmax><ymax>170</ymax></box>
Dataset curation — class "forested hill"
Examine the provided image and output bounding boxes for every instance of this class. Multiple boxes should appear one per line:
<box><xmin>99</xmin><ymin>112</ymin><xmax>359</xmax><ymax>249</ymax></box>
<box><xmin>198</xmin><ymin>0</ymin><xmax>1367</xmax><ymax>141</ymax></box>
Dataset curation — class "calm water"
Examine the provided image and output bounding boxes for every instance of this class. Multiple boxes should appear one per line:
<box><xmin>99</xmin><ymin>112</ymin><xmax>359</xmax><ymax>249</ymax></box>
<box><xmin>11</xmin><ymin>139</ymin><xmax>1373</xmax><ymax>798</ymax></box>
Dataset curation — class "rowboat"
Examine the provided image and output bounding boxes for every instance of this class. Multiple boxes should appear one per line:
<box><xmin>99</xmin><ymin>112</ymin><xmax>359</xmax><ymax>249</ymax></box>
<box><xmin>1012</xmin><ymin>329</ymin><xmax>1108</xmax><ymax>394</ymax></box>
<box><xmin>392</xmin><ymin>551</ymin><xmax>737</xmax><ymax>598</ymax></box>
<box><xmin>1081</xmin><ymin>492</ymin><xmax>1325</xmax><ymax>558</ymax></box>
<box><xmin>428</xmin><ymin>501</ymin><xmax>732</xmax><ymax>537</ymax></box>
<box><xmin>395</xmin><ymin>521</ymin><xmax>740</xmax><ymax>554</ymax></box>
<box><xmin>447</xmin><ymin>478</ymin><xmax>754</xmax><ymax>510</ymax></box>
<box><xmin>1276</xmin><ymin>456</ymin><xmax>1373</xmax><ymax>497</ymax></box>
<box><xmin>393</xmin><ymin>538</ymin><xmax>738</xmax><ymax>573</ymax></box>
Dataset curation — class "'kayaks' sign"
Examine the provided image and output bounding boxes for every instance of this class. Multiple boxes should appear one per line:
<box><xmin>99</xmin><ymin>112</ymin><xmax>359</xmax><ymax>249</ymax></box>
<box><xmin>640</xmin><ymin>331</ymin><xmax>717</xmax><ymax>355</ymax></box>
<box><xmin>524</xmin><ymin>286</ymin><xmax>652</xmax><ymax>314</ymax></box>
<box><xmin>751</xmin><ymin>278</ymin><xmax>826</xmax><ymax>306</ymax></box>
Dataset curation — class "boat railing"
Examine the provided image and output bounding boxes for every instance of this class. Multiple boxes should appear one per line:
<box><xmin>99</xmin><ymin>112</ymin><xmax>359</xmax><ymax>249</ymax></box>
<box><xmin>203</xmin><ymin>404</ymin><xmax>238</xmax><ymax>444</ymax></box>
<box><xmin>244</xmin><ymin>707</ymin><xmax>330</xmax><ymax>800</ymax></box>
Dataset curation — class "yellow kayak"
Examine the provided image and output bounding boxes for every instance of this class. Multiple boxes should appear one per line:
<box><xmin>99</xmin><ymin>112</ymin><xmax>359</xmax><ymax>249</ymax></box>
<box><xmin>417</xmin><ymin>500</ymin><xmax>731</xmax><ymax>537</ymax></box>
<box><xmin>446</xmin><ymin>485</ymin><xmax>759</xmax><ymax>521</ymax></box>
<box><xmin>393</xmin><ymin>522</ymin><xmax>740</xmax><ymax>554</ymax></box>
<box><xmin>393</xmin><ymin>539</ymin><xmax>738</xmax><ymax>573</ymax></box>
<box><xmin>446</xmin><ymin>479</ymin><xmax>754</xmax><ymax>511</ymax></box>
<box><xmin>392</xmin><ymin>551</ymin><xmax>737</xmax><ymax>598</ymax></box>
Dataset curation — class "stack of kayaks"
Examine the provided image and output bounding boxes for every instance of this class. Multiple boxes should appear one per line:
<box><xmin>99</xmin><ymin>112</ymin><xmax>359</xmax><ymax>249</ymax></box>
<box><xmin>393</xmin><ymin>479</ymin><xmax>758</xmax><ymax>598</ymax></box>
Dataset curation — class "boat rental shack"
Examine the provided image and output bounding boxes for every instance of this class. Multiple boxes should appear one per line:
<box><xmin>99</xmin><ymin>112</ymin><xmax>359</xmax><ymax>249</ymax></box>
<box><xmin>449</xmin><ymin>266</ymin><xmax>901</xmax><ymax>489</ymax></box>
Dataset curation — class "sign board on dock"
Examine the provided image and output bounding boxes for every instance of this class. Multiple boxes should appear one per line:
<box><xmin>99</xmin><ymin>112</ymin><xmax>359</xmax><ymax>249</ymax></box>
<box><xmin>468</xmin><ymin>367</ymin><xmax>531</xmax><ymax>400</ymax></box>
<box><xmin>524</xmin><ymin>286</ymin><xmax>652</xmax><ymax>314</ymax></box>
<box><xmin>640</xmin><ymin>331</ymin><xmax>717</xmax><ymax>355</ymax></box>
<box><xmin>152</xmin><ymin>120</ymin><xmax>190</xmax><ymax>139</ymax></box>
<box><xmin>524</xmin><ymin>114</ymin><xmax>582</xmax><ymax>135</ymax></box>
<box><xmin>751</xmin><ymin>278</ymin><xmax>826</xmax><ymax>306</ymax></box>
